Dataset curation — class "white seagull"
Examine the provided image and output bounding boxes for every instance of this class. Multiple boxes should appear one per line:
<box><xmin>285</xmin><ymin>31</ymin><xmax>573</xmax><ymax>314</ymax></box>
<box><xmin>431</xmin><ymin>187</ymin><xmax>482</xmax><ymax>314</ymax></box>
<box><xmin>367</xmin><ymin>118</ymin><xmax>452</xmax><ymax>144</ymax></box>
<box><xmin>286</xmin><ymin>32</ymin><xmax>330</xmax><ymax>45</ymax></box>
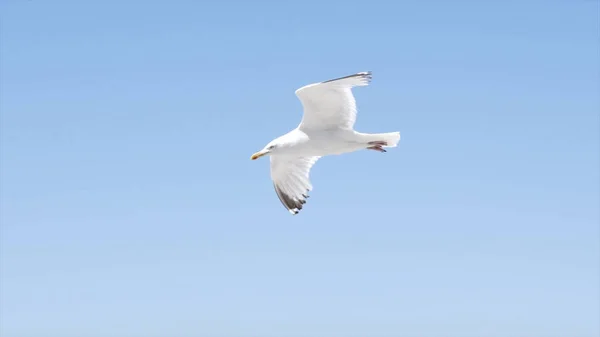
<box><xmin>250</xmin><ymin>71</ymin><xmax>400</xmax><ymax>215</ymax></box>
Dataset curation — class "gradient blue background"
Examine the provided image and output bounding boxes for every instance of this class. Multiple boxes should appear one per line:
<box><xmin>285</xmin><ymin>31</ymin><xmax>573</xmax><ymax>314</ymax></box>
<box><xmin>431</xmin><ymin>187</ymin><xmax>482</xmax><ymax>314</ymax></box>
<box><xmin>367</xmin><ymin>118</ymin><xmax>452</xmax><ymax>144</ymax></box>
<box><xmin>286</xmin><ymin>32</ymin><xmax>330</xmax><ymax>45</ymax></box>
<box><xmin>1</xmin><ymin>1</ymin><xmax>599</xmax><ymax>336</ymax></box>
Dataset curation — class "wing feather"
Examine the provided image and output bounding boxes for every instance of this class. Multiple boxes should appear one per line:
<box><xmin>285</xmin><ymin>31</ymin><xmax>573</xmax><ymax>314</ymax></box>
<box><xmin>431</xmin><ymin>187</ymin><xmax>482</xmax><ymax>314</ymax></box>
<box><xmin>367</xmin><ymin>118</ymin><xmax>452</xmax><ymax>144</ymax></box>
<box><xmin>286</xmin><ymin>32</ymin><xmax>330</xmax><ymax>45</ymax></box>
<box><xmin>270</xmin><ymin>156</ymin><xmax>320</xmax><ymax>214</ymax></box>
<box><xmin>295</xmin><ymin>71</ymin><xmax>372</xmax><ymax>131</ymax></box>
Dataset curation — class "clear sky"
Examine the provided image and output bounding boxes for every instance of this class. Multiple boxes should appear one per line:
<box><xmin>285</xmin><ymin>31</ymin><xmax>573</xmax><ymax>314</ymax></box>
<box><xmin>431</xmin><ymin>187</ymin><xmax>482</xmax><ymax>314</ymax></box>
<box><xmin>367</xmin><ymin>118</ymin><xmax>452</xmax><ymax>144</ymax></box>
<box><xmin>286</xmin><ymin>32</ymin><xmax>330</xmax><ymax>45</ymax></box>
<box><xmin>0</xmin><ymin>1</ymin><xmax>598</xmax><ymax>336</ymax></box>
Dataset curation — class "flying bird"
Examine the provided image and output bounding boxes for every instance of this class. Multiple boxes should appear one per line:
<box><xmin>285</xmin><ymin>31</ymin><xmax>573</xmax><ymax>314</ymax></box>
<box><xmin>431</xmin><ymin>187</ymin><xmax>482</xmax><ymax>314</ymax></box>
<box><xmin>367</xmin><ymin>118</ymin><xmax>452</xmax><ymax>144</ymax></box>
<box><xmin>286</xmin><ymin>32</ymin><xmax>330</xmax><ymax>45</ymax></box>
<box><xmin>251</xmin><ymin>71</ymin><xmax>400</xmax><ymax>215</ymax></box>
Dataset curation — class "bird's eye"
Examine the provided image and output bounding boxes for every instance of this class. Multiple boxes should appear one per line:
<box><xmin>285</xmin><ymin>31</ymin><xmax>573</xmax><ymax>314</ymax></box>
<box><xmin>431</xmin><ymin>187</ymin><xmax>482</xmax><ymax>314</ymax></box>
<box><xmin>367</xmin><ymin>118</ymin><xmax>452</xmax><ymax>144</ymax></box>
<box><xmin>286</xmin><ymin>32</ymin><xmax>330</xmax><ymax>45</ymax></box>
<box><xmin>268</xmin><ymin>145</ymin><xmax>275</xmax><ymax>150</ymax></box>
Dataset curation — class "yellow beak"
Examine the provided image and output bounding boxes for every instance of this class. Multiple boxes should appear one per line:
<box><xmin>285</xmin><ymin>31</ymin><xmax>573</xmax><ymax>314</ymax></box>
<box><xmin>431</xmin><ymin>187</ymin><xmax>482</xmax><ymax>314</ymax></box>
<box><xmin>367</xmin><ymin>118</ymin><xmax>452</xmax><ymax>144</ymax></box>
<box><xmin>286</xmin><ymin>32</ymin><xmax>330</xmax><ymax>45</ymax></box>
<box><xmin>251</xmin><ymin>150</ymin><xmax>268</xmax><ymax>160</ymax></box>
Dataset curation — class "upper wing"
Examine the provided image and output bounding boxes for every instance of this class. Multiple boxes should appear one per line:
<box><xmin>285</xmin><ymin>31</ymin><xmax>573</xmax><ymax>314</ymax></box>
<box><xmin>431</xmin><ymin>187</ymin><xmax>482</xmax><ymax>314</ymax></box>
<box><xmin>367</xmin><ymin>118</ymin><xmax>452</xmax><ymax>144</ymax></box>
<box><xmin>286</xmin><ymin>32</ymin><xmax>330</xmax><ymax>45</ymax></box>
<box><xmin>295</xmin><ymin>71</ymin><xmax>372</xmax><ymax>131</ymax></box>
<box><xmin>270</xmin><ymin>155</ymin><xmax>321</xmax><ymax>215</ymax></box>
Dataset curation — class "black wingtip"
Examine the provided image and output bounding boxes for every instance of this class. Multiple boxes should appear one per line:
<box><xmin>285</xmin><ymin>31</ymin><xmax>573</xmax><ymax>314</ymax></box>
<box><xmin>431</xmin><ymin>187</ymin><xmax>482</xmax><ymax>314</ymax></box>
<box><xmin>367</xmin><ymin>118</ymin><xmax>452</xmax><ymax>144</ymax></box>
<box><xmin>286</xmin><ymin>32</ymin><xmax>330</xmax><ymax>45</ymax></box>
<box><xmin>322</xmin><ymin>71</ymin><xmax>373</xmax><ymax>84</ymax></box>
<box><xmin>273</xmin><ymin>183</ymin><xmax>309</xmax><ymax>215</ymax></box>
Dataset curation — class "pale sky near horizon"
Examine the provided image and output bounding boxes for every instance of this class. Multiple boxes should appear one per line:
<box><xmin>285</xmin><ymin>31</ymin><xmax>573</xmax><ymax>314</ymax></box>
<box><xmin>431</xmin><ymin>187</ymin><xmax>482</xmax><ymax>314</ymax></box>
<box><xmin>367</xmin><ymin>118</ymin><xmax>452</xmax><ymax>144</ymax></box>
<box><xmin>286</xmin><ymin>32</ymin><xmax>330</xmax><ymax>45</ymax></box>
<box><xmin>1</xmin><ymin>1</ymin><xmax>599</xmax><ymax>337</ymax></box>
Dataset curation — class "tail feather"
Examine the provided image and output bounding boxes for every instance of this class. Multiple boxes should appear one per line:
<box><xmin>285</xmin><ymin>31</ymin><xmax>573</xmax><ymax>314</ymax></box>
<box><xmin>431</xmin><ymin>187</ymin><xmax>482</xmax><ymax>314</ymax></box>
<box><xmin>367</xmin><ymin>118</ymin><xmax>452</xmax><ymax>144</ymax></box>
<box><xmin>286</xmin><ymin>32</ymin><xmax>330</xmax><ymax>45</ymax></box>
<box><xmin>377</xmin><ymin>131</ymin><xmax>400</xmax><ymax>147</ymax></box>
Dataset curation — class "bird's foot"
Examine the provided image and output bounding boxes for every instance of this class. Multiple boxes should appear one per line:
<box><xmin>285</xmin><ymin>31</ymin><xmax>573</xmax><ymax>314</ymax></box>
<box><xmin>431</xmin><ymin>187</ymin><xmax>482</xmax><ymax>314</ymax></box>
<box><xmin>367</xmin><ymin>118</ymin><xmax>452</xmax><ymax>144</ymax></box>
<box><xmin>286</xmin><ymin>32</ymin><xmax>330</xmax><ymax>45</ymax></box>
<box><xmin>368</xmin><ymin>141</ymin><xmax>388</xmax><ymax>146</ymax></box>
<box><xmin>367</xmin><ymin>145</ymin><xmax>387</xmax><ymax>153</ymax></box>
<box><xmin>367</xmin><ymin>141</ymin><xmax>388</xmax><ymax>153</ymax></box>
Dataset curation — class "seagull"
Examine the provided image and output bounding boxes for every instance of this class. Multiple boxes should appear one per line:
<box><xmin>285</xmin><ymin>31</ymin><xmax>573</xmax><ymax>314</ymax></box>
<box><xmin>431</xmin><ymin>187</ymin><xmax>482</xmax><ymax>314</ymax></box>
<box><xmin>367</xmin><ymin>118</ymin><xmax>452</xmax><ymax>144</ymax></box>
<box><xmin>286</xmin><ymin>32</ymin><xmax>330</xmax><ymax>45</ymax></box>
<box><xmin>250</xmin><ymin>71</ymin><xmax>400</xmax><ymax>215</ymax></box>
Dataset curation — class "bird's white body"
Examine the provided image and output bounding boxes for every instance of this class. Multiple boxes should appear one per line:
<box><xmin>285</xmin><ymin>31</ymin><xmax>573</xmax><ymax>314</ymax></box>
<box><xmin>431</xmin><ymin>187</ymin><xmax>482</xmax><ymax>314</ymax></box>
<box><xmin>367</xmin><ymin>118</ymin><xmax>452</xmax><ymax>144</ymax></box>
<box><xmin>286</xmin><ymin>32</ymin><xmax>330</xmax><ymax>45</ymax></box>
<box><xmin>273</xmin><ymin>128</ymin><xmax>398</xmax><ymax>157</ymax></box>
<box><xmin>251</xmin><ymin>71</ymin><xmax>400</xmax><ymax>214</ymax></box>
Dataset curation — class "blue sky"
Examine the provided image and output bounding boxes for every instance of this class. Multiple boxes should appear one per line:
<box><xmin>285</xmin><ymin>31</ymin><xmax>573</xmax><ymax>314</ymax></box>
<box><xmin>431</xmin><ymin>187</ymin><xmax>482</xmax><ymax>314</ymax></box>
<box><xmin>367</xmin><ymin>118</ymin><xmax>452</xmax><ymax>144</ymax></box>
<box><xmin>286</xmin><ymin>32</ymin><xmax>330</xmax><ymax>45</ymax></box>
<box><xmin>0</xmin><ymin>0</ymin><xmax>598</xmax><ymax>336</ymax></box>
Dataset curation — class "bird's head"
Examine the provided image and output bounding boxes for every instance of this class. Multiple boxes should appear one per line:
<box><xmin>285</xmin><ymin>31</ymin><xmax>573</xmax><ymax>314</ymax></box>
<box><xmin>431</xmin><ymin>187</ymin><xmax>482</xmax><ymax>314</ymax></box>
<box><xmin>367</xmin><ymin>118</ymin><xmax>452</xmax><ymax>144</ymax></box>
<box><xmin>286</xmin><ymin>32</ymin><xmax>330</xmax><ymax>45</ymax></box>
<box><xmin>250</xmin><ymin>141</ymin><xmax>279</xmax><ymax>160</ymax></box>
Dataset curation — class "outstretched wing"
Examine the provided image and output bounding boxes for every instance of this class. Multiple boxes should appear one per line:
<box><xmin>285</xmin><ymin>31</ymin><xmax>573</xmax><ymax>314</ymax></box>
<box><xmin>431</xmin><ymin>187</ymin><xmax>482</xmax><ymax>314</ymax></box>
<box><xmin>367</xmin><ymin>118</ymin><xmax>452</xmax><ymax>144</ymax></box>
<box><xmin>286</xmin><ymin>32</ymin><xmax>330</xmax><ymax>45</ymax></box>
<box><xmin>295</xmin><ymin>71</ymin><xmax>372</xmax><ymax>131</ymax></box>
<box><xmin>270</xmin><ymin>155</ymin><xmax>321</xmax><ymax>215</ymax></box>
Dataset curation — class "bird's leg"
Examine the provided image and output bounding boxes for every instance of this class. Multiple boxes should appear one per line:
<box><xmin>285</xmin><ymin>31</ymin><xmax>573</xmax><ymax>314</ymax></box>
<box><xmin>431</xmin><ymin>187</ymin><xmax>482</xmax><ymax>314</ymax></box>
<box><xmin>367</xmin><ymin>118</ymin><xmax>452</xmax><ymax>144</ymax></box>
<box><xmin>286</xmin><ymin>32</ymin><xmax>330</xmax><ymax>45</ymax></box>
<box><xmin>367</xmin><ymin>145</ymin><xmax>387</xmax><ymax>153</ymax></box>
<box><xmin>367</xmin><ymin>141</ymin><xmax>388</xmax><ymax>153</ymax></box>
<box><xmin>368</xmin><ymin>141</ymin><xmax>388</xmax><ymax>146</ymax></box>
